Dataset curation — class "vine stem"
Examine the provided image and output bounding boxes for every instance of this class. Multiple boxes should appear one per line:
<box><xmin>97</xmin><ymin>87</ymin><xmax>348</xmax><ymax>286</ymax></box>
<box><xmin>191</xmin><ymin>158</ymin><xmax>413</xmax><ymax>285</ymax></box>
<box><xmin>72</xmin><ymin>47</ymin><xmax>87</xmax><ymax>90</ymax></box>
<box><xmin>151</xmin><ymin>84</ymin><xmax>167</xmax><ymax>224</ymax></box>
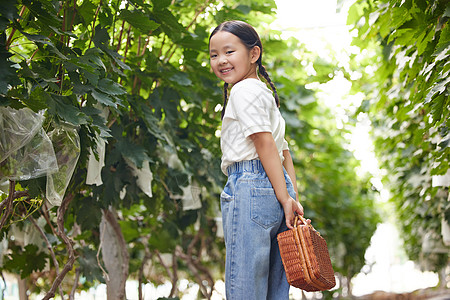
<box><xmin>66</xmin><ymin>0</ymin><xmax>77</xmax><ymax>47</ymax></box>
<box><xmin>138</xmin><ymin>237</ymin><xmax>152</xmax><ymax>300</ymax></box>
<box><xmin>176</xmin><ymin>244</ymin><xmax>214</xmax><ymax>299</ymax></box>
<box><xmin>0</xmin><ymin>181</ymin><xmax>15</xmax><ymax>231</ymax></box>
<box><xmin>155</xmin><ymin>250</ymin><xmax>178</xmax><ymax>297</ymax></box>
<box><xmin>122</xmin><ymin>25</ymin><xmax>132</xmax><ymax>63</ymax></box>
<box><xmin>114</xmin><ymin>1</ymin><xmax>129</xmax><ymax>51</ymax></box>
<box><xmin>58</xmin><ymin>1</ymin><xmax>68</xmax><ymax>94</ymax></box>
<box><xmin>69</xmin><ymin>268</ymin><xmax>81</xmax><ymax>300</ymax></box>
<box><xmin>41</xmin><ymin>203</ymin><xmax>58</xmax><ymax>237</ymax></box>
<box><xmin>164</xmin><ymin>0</ymin><xmax>213</xmax><ymax>63</ymax></box>
<box><xmin>118</xmin><ymin>24</ymin><xmax>131</xmax><ymax>87</ymax></box>
<box><xmin>88</xmin><ymin>0</ymin><xmax>102</xmax><ymax>49</ymax></box>
<box><xmin>5</xmin><ymin>6</ymin><xmax>26</xmax><ymax>51</ymax></box>
<box><xmin>158</xmin><ymin>34</ymin><xmax>166</xmax><ymax>58</ymax></box>
<box><xmin>115</xmin><ymin>19</ymin><xmax>126</xmax><ymax>51</ymax></box>
<box><xmin>169</xmin><ymin>252</ymin><xmax>179</xmax><ymax>297</ymax></box>
<box><xmin>29</xmin><ymin>216</ymin><xmax>64</xmax><ymax>299</ymax></box>
<box><xmin>174</xmin><ymin>229</ymin><xmax>214</xmax><ymax>299</ymax></box>
<box><xmin>42</xmin><ymin>194</ymin><xmax>77</xmax><ymax>300</ymax></box>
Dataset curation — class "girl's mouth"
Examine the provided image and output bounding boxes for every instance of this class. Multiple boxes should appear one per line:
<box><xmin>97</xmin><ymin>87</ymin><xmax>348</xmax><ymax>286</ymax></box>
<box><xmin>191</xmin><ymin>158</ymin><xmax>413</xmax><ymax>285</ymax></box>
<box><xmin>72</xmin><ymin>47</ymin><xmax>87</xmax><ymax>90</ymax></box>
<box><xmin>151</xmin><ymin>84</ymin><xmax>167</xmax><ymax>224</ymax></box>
<box><xmin>220</xmin><ymin>68</ymin><xmax>233</xmax><ymax>74</ymax></box>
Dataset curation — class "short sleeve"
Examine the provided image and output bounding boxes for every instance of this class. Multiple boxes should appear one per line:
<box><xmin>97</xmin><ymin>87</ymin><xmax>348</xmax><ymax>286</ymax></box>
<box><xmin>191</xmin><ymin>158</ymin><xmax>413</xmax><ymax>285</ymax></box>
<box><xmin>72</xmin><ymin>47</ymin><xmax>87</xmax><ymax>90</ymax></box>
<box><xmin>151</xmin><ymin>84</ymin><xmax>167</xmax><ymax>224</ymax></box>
<box><xmin>282</xmin><ymin>139</ymin><xmax>289</xmax><ymax>151</ymax></box>
<box><xmin>230</xmin><ymin>87</ymin><xmax>271</xmax><ymax>137</ymax></box>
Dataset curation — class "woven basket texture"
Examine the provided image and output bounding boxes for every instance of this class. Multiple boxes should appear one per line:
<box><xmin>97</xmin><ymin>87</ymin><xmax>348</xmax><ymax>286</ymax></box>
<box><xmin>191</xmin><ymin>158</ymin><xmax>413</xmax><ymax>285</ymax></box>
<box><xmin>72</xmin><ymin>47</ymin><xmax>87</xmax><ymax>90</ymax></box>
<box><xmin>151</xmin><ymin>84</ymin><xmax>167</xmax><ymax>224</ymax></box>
<box><xmin>277</xmin><ymin>223</ymin><xmax>336</xmax><ymax>292</ymax></box>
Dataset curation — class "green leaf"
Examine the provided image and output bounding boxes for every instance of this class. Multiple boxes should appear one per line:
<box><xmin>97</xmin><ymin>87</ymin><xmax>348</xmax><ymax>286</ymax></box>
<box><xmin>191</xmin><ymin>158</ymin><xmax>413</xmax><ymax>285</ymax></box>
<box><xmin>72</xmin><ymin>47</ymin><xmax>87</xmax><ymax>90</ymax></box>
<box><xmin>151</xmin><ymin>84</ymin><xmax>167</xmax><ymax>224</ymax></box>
<box><xmin>78</xmin><ymin>0</ymin><xmax>97</xmax><ymax>25</ymax></box>
<box><xmin>0</xmin><ymin>0</ymin><xmax>19</xmax><ymax>20</ymax></box>
<box><xmin>114</xmin><ymin>136</ymin><xmax>150</xmax><ymax>169</ymax></box>
<box><xmin>49</xmin><ymin>94</ymin><xmax>88</xmax><ymax>125</ymax></box>
<box><xmin>20</xmin><ymin>31</ymin><xmax>68</xmax><ymax>60</ymax></box>
<box><xmin>177</xmin><ymin>34</ymin><xmax>206</xmax><ymax>49</ymax></box>
<box><xmin>417</xmin><ymin>29</ymin><xmax>435</xmax><ymax>56</ymax></box>
<box><xmin>430</xmin><ymin>157</ymin><xmax>449</xmax><ymax>176</ymax></box>
<box><xmin>170</xmin><ymin>72</ymin><xmax>191</xmax><ymax>86</ymax></box>
<box><xmin>84</xmin><ymin>48</ymin><xmax>107</xmax><ymax>71</ymax></box>
<box><xmin>120</xmin><ymin>10</ymin><xmax>160</xmax><ymax>33</ymax></box>
<box><xmin>26</xmin><ymin>87</ymin><xmax>52</xmax><ymax>111</ymax></box>
<box><xmin>3</xmin><ymin>244</ymin><xmax>47</xmax><ymax>279</ymax></box>
<box><xmin>76</xmin><ymin>196</ymin><xmax>102</xmax><ymax>231</ymax></box>
<box><xmin>346</xmin><ymin>2</ymin><xmax>364</xmax><ymax>26</ymax></box>
<box><xmin>97</xmin><ymin>78</ymin><xmax>127</xmax><ymax>95</ymax></box>
<box><xmin>93</xmin><ymin>25</ymin><xmax>110</xmax><ymax>47</ymax></box>
<box><xmin>436</xmin><ymin>24</ymin><xmax>450</xmax><ymax>53</ymax></box>
<box><xmin>430</xmin><ymin>93</ymin><xmax>447</xmax><ymax>124</ymax></box>
<box><xmin>82</xmin><ymin>106</ymin><xmax>112</xmax><ymax>138</ymax></box>
<box><xmin>91</xmin><ymin>90</ymin><xmax>117</xmax><ymax>107</ymax></box>
<box><xmin>154</xmin><ymin>9</ymin><xmax>185</xmax><ymax>40</ymax></box>
<box><xmin>444</xmin><ymin>5</ymin><xmax>450</xmax><ymax>18</ymax></box>
<box><xmin>0</xmin><ymin>32</ymin><xmax>21</xmax><ymax>95</ymax></box>
<box><xmin>103</xmin><ymin>47</ymin><xmax>131</xmax><ymax>71</ymax></box>
<box><xmin>140</xmin><ymin>104</ymin><xmax>165</xmax><ymax>139</ymax></box>
<box><xmin>236</xmin><ymin>5</ymin><xmax>251</xmax><ymax>15</ymax></box>
<box><xmin>47</xmin><ymin>25</ymin><xmax>78</xmax><ymax>38</ymax></box>
<box><xmin>152</xmin><ymin>0</ymin><xmax>171</xmax><ymax>11</ymax></box>
<box><xmin>0</xmin><ymin>0</ymin><xmax>18</xmax><ymax>30</ymax></box>
<box><xmin>425</xmin><ymin>75</ymin><xmax>450</xmax><ymax>103</ymax></box>
<box><xmin>119</xmin><ymin>220</ymin><xmax>140</xmax><ymax>242</ymax></box>
<box><xmin>149</xmin><ymin>221</ymin><xmax>180</xmax><ymax>252</ymax></box>
<box><xmin>77</xmin><ymin>247</ymin><xmax>105</xmax><ymax>283</ymax></box>
<box><xmin>25</xmin><ymin>0</ymin><xmax>62</xmax><ymax>29</ymax></box>
<box><xmin>390</xmin><ymin>6</ymin><xmax>412</xmax><ymax>31</ymax></box>
<box><xmin>158</xmin><ymin>87</ymin><xmax>179</xmax><ymax>123</ymax></box>
<box><xmin>69</xmin><ymin>71</ymin><xmax>93</xmax><ymax>95</ymax></box>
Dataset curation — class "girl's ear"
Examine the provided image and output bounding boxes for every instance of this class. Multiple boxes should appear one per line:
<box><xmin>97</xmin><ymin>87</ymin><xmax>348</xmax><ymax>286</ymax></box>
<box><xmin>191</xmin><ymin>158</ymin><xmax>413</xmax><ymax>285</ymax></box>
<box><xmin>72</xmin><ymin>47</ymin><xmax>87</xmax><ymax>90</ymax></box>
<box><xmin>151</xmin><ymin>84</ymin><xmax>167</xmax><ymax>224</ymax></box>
<box><xmin>250</xmin><ymin>46</ymin><xmax>261</xmax><ymax>64</ymax></box>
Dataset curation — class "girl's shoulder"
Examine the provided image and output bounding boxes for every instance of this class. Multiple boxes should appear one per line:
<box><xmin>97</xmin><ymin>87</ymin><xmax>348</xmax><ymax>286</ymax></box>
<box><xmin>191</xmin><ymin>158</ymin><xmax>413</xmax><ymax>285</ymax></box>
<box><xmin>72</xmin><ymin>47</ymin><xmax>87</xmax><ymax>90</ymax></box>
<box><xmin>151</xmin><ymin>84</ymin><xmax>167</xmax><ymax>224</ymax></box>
<box><xmin>228</xmin><ymin>79</ymin><xmax>276</xmax><ymax>114</ymax></box>
<box><xmin>230</xmin><ymin>78</ymin><xmax>270</xmax><ymax>96</ymax></box>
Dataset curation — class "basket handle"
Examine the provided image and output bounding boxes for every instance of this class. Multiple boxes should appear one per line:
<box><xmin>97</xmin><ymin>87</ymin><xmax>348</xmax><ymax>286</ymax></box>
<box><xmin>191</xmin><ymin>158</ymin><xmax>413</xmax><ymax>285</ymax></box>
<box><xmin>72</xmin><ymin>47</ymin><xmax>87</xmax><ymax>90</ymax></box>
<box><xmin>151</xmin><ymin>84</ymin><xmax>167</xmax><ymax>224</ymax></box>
<box><xmin>294</xmin><ymin>215</ymin><xmax>320</xmax><ymax>235</ymax></box>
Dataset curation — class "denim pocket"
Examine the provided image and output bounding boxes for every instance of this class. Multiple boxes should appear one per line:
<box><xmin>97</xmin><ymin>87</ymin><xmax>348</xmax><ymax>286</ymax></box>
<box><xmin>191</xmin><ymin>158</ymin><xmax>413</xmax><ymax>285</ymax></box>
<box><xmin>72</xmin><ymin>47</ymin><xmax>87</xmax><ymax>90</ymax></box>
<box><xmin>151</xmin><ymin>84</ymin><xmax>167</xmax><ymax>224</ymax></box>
<box><xmin>220</xmin><ymin>190</ymin><xmax>234</xmax><ymax>239</ymax></box>
<box><xmin>250</xmin><ymin>187</ymin><xmax>281</xmax><ymax>229</ymax></box>
<box><xmin>220</xmin><ymin>190</ymin><xmax>234</xmax><ymax>202</ymax></box>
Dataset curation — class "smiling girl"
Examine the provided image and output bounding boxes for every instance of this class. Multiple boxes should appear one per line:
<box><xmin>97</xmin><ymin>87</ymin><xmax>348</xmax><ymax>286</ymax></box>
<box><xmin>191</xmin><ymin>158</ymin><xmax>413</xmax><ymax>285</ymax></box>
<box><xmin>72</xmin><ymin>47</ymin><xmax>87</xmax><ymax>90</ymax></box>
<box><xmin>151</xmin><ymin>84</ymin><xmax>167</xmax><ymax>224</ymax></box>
<box><xmin>209</xmin><ymin>20</ymin><xmax>306</xmax><ymax>299</ymax></box>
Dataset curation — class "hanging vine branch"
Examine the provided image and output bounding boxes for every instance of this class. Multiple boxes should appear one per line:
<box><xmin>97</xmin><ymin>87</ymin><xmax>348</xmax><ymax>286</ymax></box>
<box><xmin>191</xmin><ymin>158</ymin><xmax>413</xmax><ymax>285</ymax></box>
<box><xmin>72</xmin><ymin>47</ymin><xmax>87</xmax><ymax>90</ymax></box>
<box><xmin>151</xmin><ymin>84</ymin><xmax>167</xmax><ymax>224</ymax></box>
<box><xmin>0</xmin><ymin>181</ymin><xmax>16</xmax><ymax>231</ymax></box>
<box><xmin>164</xmin><ymin>0</ymin><xmax>214</xmax><ymax>63</ymax></box>
<box><xmin>29</xmin><ymin>215</ymin><xmax>64</xmax><ymax>300</ymax></box>
<box><xmin>43</xmin><ymin>194</ymin><xmax>76</xmax><ymax>300</ymax></box>
<box><xmin>5</xmin><ymin>6</ymin><xmax>26</xmax><ymax>50</ymax></box>
<box><xmin>0</xmin><ymin>181</ymin><xmax>29</xmax><ymax>231</ymax></box>
<box><xmin>88</xmin><ymin>0</ymin><xmax>102</xmax><ymax>49</ymax></box>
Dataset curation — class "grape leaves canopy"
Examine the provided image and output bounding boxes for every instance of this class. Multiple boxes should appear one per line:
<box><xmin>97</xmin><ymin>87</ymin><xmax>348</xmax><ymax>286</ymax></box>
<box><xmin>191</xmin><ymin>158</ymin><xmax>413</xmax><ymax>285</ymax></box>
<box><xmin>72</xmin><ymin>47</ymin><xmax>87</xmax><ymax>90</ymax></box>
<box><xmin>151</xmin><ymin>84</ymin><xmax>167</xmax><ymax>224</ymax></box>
<box><xmin>348</xmin><ymin>0</ymin><xmax>449</xmax><ymax>274</ymax></box>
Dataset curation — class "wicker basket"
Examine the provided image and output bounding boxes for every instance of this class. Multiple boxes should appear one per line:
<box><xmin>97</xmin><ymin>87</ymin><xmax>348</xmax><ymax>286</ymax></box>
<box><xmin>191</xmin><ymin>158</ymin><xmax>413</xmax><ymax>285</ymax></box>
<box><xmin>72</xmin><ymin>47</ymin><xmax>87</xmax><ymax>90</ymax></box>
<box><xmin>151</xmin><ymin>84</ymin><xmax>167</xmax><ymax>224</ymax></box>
<box><xmin>277</xmin><ymin>215</ymin><xmax>336</xmax><ymax>291</ymax></box>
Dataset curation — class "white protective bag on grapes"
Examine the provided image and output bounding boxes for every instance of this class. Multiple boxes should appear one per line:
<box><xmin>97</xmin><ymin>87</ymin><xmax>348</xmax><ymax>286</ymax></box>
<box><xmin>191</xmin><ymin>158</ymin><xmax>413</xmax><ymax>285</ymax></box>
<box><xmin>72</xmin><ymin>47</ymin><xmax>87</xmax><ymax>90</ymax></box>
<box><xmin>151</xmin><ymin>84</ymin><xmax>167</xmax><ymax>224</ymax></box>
<box><xmin>46</xmin><ymin>124</ymin><xmax>80</xmax><ymax>206</ymax></box>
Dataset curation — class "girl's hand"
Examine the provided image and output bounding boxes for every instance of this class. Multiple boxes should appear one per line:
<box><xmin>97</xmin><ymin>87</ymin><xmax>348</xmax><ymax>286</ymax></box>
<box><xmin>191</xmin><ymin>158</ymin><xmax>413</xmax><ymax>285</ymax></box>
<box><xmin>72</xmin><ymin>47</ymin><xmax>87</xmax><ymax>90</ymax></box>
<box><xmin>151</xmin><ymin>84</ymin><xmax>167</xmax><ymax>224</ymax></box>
<box><xmin>280</xmin><ymin>197</ymin><xmax>304</xmax><ymax>229</ymax></box>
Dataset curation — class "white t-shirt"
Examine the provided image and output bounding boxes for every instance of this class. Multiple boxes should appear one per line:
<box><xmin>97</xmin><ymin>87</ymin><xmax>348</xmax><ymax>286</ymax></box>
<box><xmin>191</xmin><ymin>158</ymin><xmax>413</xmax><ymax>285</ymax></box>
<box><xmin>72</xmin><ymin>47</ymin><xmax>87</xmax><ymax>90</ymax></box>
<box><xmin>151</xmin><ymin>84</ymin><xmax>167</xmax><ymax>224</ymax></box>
<box><xmin>220</xmin><ymin>78</ymin><xmax>289</xmax><ymax>175</ymax></box>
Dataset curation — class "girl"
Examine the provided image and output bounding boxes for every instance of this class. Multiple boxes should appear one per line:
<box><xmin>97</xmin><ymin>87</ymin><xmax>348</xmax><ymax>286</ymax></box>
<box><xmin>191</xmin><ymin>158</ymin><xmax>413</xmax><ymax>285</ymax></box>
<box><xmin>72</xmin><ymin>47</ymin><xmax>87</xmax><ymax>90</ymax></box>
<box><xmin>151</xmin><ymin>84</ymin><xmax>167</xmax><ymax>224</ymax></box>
<box><xmin>209</xmin><ymin>20</ymin><xmax>306</xmax><ymax>299</ymax></box>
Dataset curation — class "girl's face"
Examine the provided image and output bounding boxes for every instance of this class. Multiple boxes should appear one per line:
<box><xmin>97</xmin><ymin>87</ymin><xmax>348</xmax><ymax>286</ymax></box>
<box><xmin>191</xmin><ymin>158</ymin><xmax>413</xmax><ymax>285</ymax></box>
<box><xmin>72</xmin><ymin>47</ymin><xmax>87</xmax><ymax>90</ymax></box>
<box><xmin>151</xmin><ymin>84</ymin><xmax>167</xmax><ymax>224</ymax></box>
<box><xmin>209</xmin><ymin>31</ymin><xmax>260</xmax><ymax>85</ymax></box>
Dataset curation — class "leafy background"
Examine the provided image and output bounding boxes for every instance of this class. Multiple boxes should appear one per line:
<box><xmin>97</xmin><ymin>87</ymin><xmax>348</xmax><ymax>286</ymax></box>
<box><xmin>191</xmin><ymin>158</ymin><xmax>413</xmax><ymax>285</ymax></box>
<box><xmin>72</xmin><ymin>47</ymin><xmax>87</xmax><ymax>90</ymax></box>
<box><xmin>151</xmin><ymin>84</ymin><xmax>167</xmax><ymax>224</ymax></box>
<box><xmin>0</xmin><ymin>0</ymin><xmax>448</xmax><ymax>299</ymax></box>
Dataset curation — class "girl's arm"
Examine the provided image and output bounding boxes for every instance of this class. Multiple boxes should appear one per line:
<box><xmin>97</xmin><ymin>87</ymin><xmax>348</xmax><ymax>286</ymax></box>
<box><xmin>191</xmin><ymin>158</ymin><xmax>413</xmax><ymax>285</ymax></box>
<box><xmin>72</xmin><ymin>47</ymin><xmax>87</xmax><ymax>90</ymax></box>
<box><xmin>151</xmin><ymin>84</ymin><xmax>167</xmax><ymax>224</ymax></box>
<box><xmin>250</xmin><ymin>132</ymin><xmax>304</xmax><ymax>229</ymax></box>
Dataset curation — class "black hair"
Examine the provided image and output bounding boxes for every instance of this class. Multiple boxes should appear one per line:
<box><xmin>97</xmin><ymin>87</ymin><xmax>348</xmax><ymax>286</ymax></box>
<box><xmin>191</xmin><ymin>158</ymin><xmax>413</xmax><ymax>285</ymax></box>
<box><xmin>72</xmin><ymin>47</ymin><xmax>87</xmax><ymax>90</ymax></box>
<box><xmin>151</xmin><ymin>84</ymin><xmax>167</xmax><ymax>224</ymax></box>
<box><xmin>209</xmin><ymin>20</ymin><xmax>279</xmax><ymax>119</ymax></box>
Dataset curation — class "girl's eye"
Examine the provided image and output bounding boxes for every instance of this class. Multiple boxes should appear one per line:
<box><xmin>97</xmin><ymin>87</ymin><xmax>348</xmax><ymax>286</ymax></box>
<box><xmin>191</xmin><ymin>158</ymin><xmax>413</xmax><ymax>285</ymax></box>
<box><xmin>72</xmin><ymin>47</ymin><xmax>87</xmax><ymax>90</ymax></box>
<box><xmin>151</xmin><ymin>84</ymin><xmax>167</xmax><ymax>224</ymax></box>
<box><xmin>210</xmin><ymin>54</ymin><xmax>217</xmax><ymax>59</ymax></box>
<box><xmin>226</xmin><ymin>50</ymin><xmax>234</xmax><ymax>54</ymax></box>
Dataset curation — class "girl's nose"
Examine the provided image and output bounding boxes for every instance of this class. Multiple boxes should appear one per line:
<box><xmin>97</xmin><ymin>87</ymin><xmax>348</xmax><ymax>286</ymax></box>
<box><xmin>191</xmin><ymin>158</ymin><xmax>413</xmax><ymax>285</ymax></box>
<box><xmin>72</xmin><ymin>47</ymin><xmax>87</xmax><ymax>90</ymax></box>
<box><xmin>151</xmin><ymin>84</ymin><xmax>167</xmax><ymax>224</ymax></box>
<box><xmin>220</xmin><ymin>56</ymin><xmax>228</xmax><ymax>64</ymax></box>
